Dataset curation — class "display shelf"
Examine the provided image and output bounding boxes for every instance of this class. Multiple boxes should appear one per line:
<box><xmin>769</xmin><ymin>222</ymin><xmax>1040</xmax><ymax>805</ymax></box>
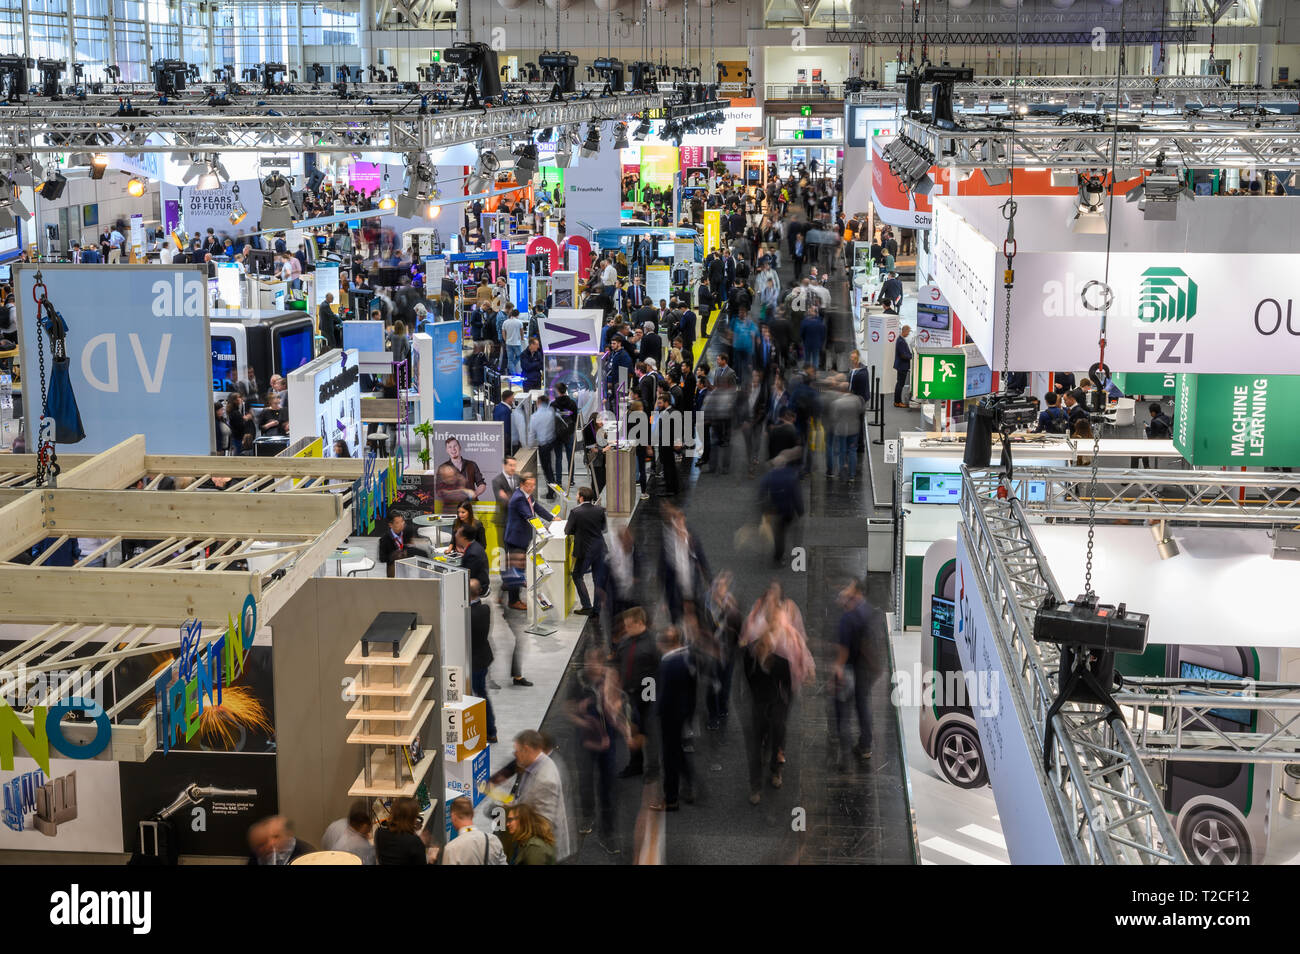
<box><xmin>347</xmin><ymin>656</ymin><xmax>434</xmax><ymax>696</ymax></box>
<box><xmin>345</xmin><ymin>680</ymin><xmax>436</xmax><ymax>721</ymax></box>
<box><xmin>347</xmin><ymin>747</ymin><xmax>437</xmax><ymax>799</ymax></box>
<box><xmin>345</xmin><ymin>625</ymin><xmax>432</xmax><ymax>666</ymax></box>
<box><xmin>346</xmin><ymin>699</ymin><xmax>438</xmax><ymax>746</ymax></box>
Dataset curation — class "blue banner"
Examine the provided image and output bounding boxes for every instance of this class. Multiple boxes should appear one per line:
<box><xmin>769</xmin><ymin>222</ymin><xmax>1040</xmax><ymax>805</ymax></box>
<box><xmin>15</xmin><ymin>264</ymin><xmax>215</xmax><ymax>454</ymax></box>
<box><xmin>509</xmin><ymin>271</ymin><xmax>529</xmax><ymax>314</ymax></box>
<box><xmin>430</xmin><ymin>320</ymin><xmax>464</xmax><ymax>421</ymax></box>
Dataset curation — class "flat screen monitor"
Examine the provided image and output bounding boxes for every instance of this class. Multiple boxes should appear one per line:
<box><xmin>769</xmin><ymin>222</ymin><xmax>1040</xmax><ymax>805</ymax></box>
<box><xmin>211</xmin><ymin>334</ymin><xmax>238</xmax><ymax>392</ymax></box>
<box><xmin>912</xmin><ymin>471</ymin><xmax>961</xmax><ymax>504</ymax></box>
<box><xmin>246</xmin><ymin>248</ymin><xmax>275</xmax><ymax>276</ymax></box>
<box><xmin>1179</xmin><ymin>663</ymin><xmax>1252</xmax><ymax>725</ymax></box>
<box><xmin>931</xmin><ymin>596</ymin><xmax>956</xmax><ymax>641</ymax></box>
<box><xmin>916</xmin><ymin>302</ymin><xmax>950</xmax><ymax>331</ymax></box>
<box><xmin>275</xmin><ymin>324</ymin><xmax>314</xmax><ymax>375</ymax></box>
<box><xmin>657</xmin><ymin>241</ymin><xmax>675</xmax><ymax>258</ymax></box>
<box><xmin>966</xmin><ymin>364</ymin><xmax>993</xmax><ymax>398</ymax></box>
<box><xmin>0</xmin><ymin>264</ymin><xmax>10</xmax><ymax>283</ymax></box>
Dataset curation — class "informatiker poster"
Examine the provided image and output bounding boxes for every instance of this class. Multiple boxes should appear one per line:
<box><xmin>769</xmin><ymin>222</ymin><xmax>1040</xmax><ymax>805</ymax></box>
<box><xmin>430</xmin><ymin>421</ymin><xmax>506</xmax><ymax>511</ymax></box>
<box><xmin>0</xmin><ymin>758</ymin><xmax>124</xmax><ymax>853</ymax></box>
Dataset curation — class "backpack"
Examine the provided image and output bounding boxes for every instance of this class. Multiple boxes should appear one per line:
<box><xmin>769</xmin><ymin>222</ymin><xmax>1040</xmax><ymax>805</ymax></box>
<box><xmin>1044</xmin><ymin>406</ymin><xmax>1069</xmax><ymax>435</ymax></box>
<box><xmin>1148</xmin><ymin>413</ymin><xmax>1172</xmax><ymax>439</ymax></box>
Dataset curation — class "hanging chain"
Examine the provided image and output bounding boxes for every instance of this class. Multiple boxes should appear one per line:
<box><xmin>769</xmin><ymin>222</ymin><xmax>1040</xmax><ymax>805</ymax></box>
<box><xmin>31</xmin><ymin>272</ymin><xmax>54</xmax><ymax>488</ymax></box>
<box><xmin>999</xmin><ymin>199</ymin><xmax>1015</xmax><ymax>378</ymax></box>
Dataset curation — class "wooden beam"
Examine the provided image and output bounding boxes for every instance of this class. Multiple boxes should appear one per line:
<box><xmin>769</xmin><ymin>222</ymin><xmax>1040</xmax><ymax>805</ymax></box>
<box><xmin>58</xmin><ymin>435</ymin><xmax>147</xmax><ymax>490</ymax></box>
<box><xmin>118</xmin><ymin>537</ymin><xmax>182</xmax><ymax>569</ymax></box>
<box><xmin>144</xmin><ymin>454</ymin><xmax>364</xmax><ymax>479</ymax></box>
<box><xmin>260</xmin><ymin>515</ymin><xmax>351</xmax><ymax>623</ymax></box>
<box><xmin>75</xmin><ymin>536</ymin><xmax>122</xmax><ymax>567</ymax></box>
<box><xmin>0</xmin><ymin>493</ymin><xmax>53</xmax><ymax>560</ymax></box>
<box><xmin>0</xmin><ymin>566</ymin><xmax>264</xmax><ymax>624</ymax></box>
<box><xmin>45</xmin><ymin>488</ymin><xmax>342</xmax><ymax>537</ymax></box>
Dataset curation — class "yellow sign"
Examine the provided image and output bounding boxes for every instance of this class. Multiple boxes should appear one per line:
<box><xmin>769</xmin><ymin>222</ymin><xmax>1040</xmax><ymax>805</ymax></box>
<box><xmin>703</xmin><ymin>209</ymin><xmax>722</xmax><ymax>255</ymax></box>
<box><xmin>444</xmin><ymin>697</ymin><xmax>488</xmax><ymax>762</ymax></box>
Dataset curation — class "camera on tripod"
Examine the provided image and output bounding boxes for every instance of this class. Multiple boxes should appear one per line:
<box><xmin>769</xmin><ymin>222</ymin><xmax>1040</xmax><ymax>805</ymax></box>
<box><xmin>963</xmin><ymin>391</ymin><xmax>1040</xmax><ymax>469</ymax></box>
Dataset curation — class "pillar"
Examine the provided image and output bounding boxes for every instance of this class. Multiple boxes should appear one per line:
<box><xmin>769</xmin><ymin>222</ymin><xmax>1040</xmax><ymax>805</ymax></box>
<box><xmin>360</xmin><ymin>0</ymin><xmax>375</xmax><ymax>73</ymax></box>
<box><xmin>1258</xmin><ymin>43</ymin><xmax>1275</xmax><ymax>86</ymax></box>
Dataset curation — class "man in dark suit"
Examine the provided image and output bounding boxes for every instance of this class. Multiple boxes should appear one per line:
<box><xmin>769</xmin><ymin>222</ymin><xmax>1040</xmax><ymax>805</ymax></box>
<box><xmin>754</xmin><ymin>323</ymin><xmax>779</xmax><ymax>380</ymax></box>
<box><xmin>491</xmin><ymin>456</ymin><xmax>519</xmax><ymax>543</ymax></box>
<box><xmin>654</xmin><ymin>625</ymin><xmax>697</xmax><ymax>811</ymax></box>
<box><xmin>626</xmin><ymin>274</ymin><xmax>649</xmax><ymax>310</ymax></box>
<box><xmin>563</xmin><ymin>486</ymin><xmax>606</xmax><ymax>615</ymax></box>
<box><xmin>893</xmin><ymin>325</ymin><xmax>913</xmax><ymax>407</ymax></box>
<box><xmin>318</xmin><ymin>293</ymin><xmax>340</xmax><ymax>350</ymax></box>
<box><xmin>468</xmin><ymin>579</ymin><xmax>497</xmax><ymax>744</ymax></box>
<box><xmin>455</xmin><ymin>526</ymin><xmax>491</xmax><ymax>597</ymax></box>
<box><xmin>504</xmin><ymin>472</ymin><xmax>553</xmax><ymax>612</ymax></box>
<box><xmin>377</xmin><ymin>512</ymin><xmax>427</xmax><ymax>577</ymax></box>
<box><xmin>758</xmin><ymin>448</ymin><xmax>805</xmax><ymax>566</ymax></box>
<box><xmin>638</xmin><ymin>359</ymin><xmax>663</xmax><ymax>411</ymax></box>
<box><xmin>675</xmin><ymin>305</ymin><xmax>697</xmax><ymax>355</ymax></box>
<box><xmin>879</xmin><ymin>271</ymin><xmax>904</xmax><ymax>314</ymax></box>
<box><xmin>605</xmin><ymin>336</ymin><xmax>634</xmax><ymax>401</ymax></box>
<box><xmin>657</xmin><ymin>505</ymin><xmax>710</xmax><ymax>624</ymax></box>
<box><xmin>493</xmin><ymin>390</ymin><xmax>516</xmax><ymax>452</ymax></box>
<box><xmin>639</xmin><ymin>323</ymin><xmax>663</xmax><ymax>367</ymax></box>
<box><xmin>767</xmin><ymin>407</ymin><xmax>800</xmax><ymax>463</ymax></box>
<box><xmin>612</xmin><ymin>607</ymin><xmax>661</xmax><ymax>779</ymax></box>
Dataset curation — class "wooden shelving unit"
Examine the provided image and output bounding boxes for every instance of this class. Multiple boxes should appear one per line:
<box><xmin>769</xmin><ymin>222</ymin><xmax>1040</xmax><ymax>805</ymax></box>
<box><xmin>346</xmin><ymin>623</ymin><xmax>438</xmax><ymax>799</ymax></box>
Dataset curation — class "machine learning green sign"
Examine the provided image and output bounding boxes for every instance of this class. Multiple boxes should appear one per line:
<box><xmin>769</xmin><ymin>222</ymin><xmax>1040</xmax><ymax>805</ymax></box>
<box><xmin>1173</xmin><ymin>374</ymin><xmax>1300</xmax><ymax>467</ymax></box>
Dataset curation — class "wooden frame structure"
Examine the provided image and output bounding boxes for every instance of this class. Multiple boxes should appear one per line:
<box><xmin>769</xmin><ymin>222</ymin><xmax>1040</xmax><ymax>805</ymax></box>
<box><xmin>0</xmin><ymin>435</ymin><xmax>368</xmax><ymax>761</ymax></box>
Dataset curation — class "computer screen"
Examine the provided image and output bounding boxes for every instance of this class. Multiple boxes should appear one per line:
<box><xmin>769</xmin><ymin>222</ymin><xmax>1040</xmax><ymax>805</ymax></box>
<box><xmin>0</xmin><ymin>264</ymin><xmax>10</xmax><ymax>283</ymax></box>
<box><xmin>657</xmin><ymin>241</ymin><xmax>675</xmax><ymax>258</ymax></box>
<box><xmin>966</xmin><ymin>364</ymin><xmax>993</xmax><ymax>398</ymax></box>
<box><xmin>931</xmin><ymin>596</ymin><xmax>956</xmax><ymax>641</ymax></box>
<box><xmin>912</xmin><ymin>472</ymin><xmax>962</xmax><ymax>504</ymax></box>
<box><xmin>211</xmin><ymin>335</ymin><xmax>237</xmax><ymax>392</ymax></box>
<box><xmin>276</xmin><ymin>325</ymin><xmax>314</xmax><ymax>374</ymax></box>
<box><xmin>1179</xmin><ymin>663</ymin><xmax>1252</xmax><ymax>725</ymax></box>
<box><xmin>916</xmin><ymin>302</ymin><xmax>950</xmax><ymax>331</ymax></box>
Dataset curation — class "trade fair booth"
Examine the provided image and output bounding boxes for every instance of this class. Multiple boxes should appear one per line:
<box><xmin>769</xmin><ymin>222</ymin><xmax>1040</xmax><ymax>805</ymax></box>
<box><xmin>0</xmin><ymin>436</ymin><xmax>477</xmax><ymax>861</ymax></box>
<box><xmin>948</xmin><ymin>462</ymin><xmax>1300</xmax><ymax>866</ymax></box>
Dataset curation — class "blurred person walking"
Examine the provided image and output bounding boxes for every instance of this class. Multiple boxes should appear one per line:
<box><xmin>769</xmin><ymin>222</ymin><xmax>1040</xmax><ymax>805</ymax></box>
<box><xmin>831</xmin><ymin>577</ymin><xmax>888</xmax><ymax>769</ymax></box>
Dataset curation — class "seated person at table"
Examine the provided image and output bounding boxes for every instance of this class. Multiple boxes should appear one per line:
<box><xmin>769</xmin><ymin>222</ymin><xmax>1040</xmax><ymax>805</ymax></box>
<box><xmin>447</xmin><ymin>500</ymin><xmax>487</xmax><ymax>552</ymax></box>
<box><xmin>377</xmin><ymin>512</ymin><xmax>428</xmax><ymax>575</ymax></box>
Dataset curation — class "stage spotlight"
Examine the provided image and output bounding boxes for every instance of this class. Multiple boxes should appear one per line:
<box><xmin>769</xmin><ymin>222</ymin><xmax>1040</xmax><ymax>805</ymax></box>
<box><xmin>183</xmin><ymin>152</ymin><xmax>228</xmax><ymax>191</ymax></box>
<box><xmin>228</xmin><ymin>184</ymin><xmax>247</xmax><ymax>225</ymax></box>
<box><xmin>612</xmin><ymin>122</ymin><xmax>630</xmax><ymax>150</ymax></box>
<box><xmin>90</xmin><ymin>153</ymin><xmax>109</xmax><ymax>180</ymax></box>
<box><xmin>259</xmin><ymin>170</ymin><xmax>301</xmax><ymax>230</ymax></box>
<box><xmin>1150</xmin><ymin>520</ymin><xmax>1180</xmax><ymax>560</ymax></box>
<box><xmin>555</xmin><ymin>128</ymin><xmax>576</xmax><ymax>168</ymax></box>
<box><xmin>0</xmin><ymin>176</ymin><xmax>31</xmax><ymax>230</ymax></box>
<box><xmin>377</xmin><ymin>194</ymin><xmax>397</xmax><ymax>211</ymax></box>
<box><xmin>581</xmin><ymin>123</ymin><xmax>601</xmax><ymax>158</ymax></box>
<box><xmin>468</xmin><ymin>150</ymin><xmax>499</xmax><ymax>193</ymax></box>
<box><xmin>398</xmin><ymin>151</ymin><xmax>437</xmax><ymax>217</ymax></box>
<box><xmin>513</xmin><ymin>142</ymin><xmax>539</xmax><ymax>178</ymax></box>
<box><xmin>126</xmin><ymin>177</ymin><xmax>146</xmax><ymax>198</ymax></box>
<box><xmin>35</xmin><ymin>171</ymin><xmax>67</xmax><ymax>200</ymax></box>
<box><xmin>633</xmin><ymin>116</ymin><xmax>651</xmax><ymax>141</ymax></box>
<box><xmin>1069</xmin><ymin>173</ymin><xmax>1108</xmax><ymax>234</ymax></box>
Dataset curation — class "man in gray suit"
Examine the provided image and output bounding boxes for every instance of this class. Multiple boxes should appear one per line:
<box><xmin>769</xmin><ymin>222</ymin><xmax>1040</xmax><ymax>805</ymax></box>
<box><xmin>513</xmin><ymin>729</ymin><xmax>571</xmax><ymax>859</ymax></box>
<box><xmin>492</xmin><ymin>456</ymin><xmax>519</xmax><ymax>537</ymax></box>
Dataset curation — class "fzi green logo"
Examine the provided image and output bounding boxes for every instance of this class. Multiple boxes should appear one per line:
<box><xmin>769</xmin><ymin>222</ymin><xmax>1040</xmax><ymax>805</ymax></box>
<box><xmin>1138</xmin><ymin>267</ymin><xmax>1198</xmax><ymax>323</ymax></box>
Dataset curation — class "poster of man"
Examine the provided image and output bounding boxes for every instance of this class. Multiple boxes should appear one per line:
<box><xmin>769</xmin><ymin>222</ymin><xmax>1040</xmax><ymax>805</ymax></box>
<box><xmin>431</xmin><ymin>422</ymin><xmax>505</xmax><ymax>510</ymax></box>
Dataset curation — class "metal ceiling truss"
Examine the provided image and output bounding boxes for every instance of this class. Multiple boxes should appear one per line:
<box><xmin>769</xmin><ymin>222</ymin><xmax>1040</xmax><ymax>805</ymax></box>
<box><xmin>900</xmin><ymin>114</ymin><xmax>1300</xmax><ymax>170</ymax></box>
<box><xmin>826</xmin><ymin>28</ymin><xmax>1196</xmax><ymax>45</ymax></box>
<box><xmin>1121</xmin><ymin>678</ymin><xmax>1300</xmax><ymax>765</ymax></box>
<box><xmin>0</xmin><ymin>89</ymin><xmax>668</xmax><ymax>155</ymax></box>
<box><xmin>960</xmin><ymin>466</ymin><xmax>1186</xmax><ymax>865</ymax></box>
<box><xmin>1008</xmin><ymin>467</ymin><xmax>1300</xmax><ymax>527</ymax></box>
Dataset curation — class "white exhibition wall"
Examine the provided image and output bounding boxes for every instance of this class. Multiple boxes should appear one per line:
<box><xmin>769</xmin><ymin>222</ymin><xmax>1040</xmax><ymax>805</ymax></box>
<box><xmin>931</xmin><ymin>194</ymin><xmax>1300</xmax><ymax>374</ymax></box>
<box><xmin>1033</xmin><ymin>524</ymin><xmax>1300</xmax><ymax>650</ymax></box>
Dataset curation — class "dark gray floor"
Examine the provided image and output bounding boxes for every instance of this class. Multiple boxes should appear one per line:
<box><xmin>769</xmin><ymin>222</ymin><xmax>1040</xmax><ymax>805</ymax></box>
<box><xmin>533</xmin><ymin>245</ymin><xmax>917</xmax><ymax>865</ymax></box>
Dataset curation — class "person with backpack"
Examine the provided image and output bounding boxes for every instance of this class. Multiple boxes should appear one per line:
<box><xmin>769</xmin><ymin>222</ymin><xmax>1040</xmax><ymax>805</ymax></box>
<box><xmin>1035</xmin><ymin>392</ymin><xmax>1069</xmax><ymax>434</ymax></box>
<box><xmin>551</xmin><ymin>381</ymin><xmax>579</xmax><ymax>485</ymax></box>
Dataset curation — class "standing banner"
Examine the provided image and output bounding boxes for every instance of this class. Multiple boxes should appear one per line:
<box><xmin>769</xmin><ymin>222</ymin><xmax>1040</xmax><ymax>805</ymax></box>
<box><xmin>538</xmin><ymin>309</ymin><xmax>601</xmax><ymax>355</ymax></box>
<box><xmin>429</xmin><ymin>320</ymin><xmax>464</xmax><ymax>421</ymax></box>
<box><xmin>509</xmin><ymin>271</ymin><xmax>530</xmax><ymax>313</ymax></box>
<box><xmin>129</xmin><ymin>214</ymin><xmax>144</xmax><ymax>262</ymax></box>
<box><xmin>646</xmin><ymin>264</ymin><xmax>671</xmax><ymax>307</ymax></box>
<box><xmin>15</xmin><ymin>264</ymin><xmax>215</xmax><ymax>455</ymax></box>
<box><xmin>551</xmin><ymin>271</ymin><xmax>577</xmax><ymax>309</ymax></box>
<box><xmin>287</xmin><ymin>348</ymin><xmax>362</xmax><ymax>458</ymax></box>
<box><xmin>429</xmin><ymin>421</ymin><xmax>505</xmax><ymax>509</ymax></box>
<box><xmin>562</xmin><ymin>122</ymin><xmax>623</xmax><ymax>234</ymax></box>
<box><xmin>702</xmin><ymin>209</ymin><xmax>722</xmax><ymax>255</ymax></box>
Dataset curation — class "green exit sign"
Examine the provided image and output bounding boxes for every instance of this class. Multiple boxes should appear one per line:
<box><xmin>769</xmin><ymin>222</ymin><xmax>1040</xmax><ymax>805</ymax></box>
<box><xmin>431</xmin><ymin>50</ymin><xmax>441</xmax><ymax>62</ymax></box>
<box><xmin>792</xmin><ymin>130</ymin><xmax>805</xmax><ymax>139</ymax></box>
<box><xmin>912</xmin><ymin>350</ymin><xmax>967</xmax><ymax>401</ymax></box>
<box><xmin>800</xmin><ymin>105</ymin><xmax>813</xmax><ymax>116</ymax></box>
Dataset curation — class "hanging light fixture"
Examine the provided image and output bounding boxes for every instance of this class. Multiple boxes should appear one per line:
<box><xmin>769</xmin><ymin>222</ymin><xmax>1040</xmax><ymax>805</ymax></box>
<box><xmin>228</xmin><ymin>183</ymin><xmax>247</xmax><ymax>225</ymax></box>
<box><xmin>259</xmin><ymin>171</ymin><xmax>301</xmax><ymax>229</ymax></box>
<box><xmin>89</xmin><ymin>153</ymin><xmax>109</xmax><ymax>180</ymax></box>
<box><xmin>581</xmin><ymin>122</ymin><xmax>601</xmax><ymax>158</ymax></box>
<box><xmin>126</xmin><ymin>177</ymin><xmax>146</xmax><ymax>198</ymax></box>
<box><xmin>612</xmin><ymin>122</ymin><xmax>630</xmax><ymax>149</ymax></box>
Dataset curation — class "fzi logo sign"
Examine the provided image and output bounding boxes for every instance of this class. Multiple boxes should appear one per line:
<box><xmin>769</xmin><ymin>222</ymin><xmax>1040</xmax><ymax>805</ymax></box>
<box><xmin>1136</xmin><ymin>267</ymin><xmax>1199</xmax><ymax>366</ymax></box>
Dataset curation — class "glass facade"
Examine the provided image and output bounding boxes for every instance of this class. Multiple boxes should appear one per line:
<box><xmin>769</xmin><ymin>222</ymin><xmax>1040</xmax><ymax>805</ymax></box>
<box><xmin>0</xmin><ymin>0</ymin><xmax>359</xmax><ymax>80</ymax></box>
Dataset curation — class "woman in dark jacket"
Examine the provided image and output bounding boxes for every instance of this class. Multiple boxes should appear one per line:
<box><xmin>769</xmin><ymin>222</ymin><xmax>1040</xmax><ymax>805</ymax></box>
<box><xmin>375</xmin><ymin>797</ymin><xmax>428</xmax><ymax>865</ymax></box>
<box><xmin>448</xmin><ymin>500</ymin><xmax>486</xmax><ymax>552</ymax></box>
<box><xmin>225</xmin><ymin>395</ymin><xmax>251</xmax><ymax>456</ymax></box>
<box><xmin>741</xmin><ymin>625</ymin><xmax>793</xmax><ymax>805</ymax></box>
<box><xmin>519</xmin><ymin>336</ymin><xmax>544</xmax><ymax>391</ymax></box>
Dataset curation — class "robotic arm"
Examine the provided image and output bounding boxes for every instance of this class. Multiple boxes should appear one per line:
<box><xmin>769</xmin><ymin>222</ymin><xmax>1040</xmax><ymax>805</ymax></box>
<box><xmin>154</xmin><ymin>784</ymin><xmax>258</xmax><ymax>821</ymax></box>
